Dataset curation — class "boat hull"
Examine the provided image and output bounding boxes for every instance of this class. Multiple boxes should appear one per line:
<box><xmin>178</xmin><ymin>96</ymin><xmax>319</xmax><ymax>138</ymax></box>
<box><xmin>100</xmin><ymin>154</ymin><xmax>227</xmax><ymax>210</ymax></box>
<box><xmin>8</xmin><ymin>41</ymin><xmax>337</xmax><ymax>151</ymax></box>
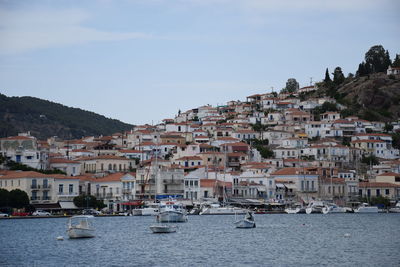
<box><xmin>234</xmin><ymin>219</ymin><xmax>256</xmax><ymax>228</ymax></box>
<box><xmin>157</xmin><ymin>211</ymin><xmax>188</xmax><ymax>223</ymax></box>
<box><xmin>150</xmin><ymin>225</ymin><xmax>177</xmax><ymax>233</ymax></box>
<box><xmin>355</xmin><ymin>207</ymin><xmax>379</xmax><ymax>213</ymax></box>
<box><xmin>67</xmin><ymin>227</ymin><xmax>95</xmax><ymax>239</ymax></box>
<box><xmin>200</xmin><ymin>207</ymin><xmax>247</xmax><ymax>215</ymax></box>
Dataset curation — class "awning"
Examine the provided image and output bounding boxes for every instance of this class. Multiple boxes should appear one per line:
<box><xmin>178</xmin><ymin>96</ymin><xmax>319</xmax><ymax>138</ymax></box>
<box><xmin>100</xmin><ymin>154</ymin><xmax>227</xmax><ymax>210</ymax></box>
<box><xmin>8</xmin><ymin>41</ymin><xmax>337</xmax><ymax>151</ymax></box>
<box><xmin>32</xmin><ymin>203</ymin><xmax>61</xmax><ymax>210</ymax></box>
<box><xmin>59</xmin><ymin>201</ymin><xmax>79</xmax><ymax>209</ymax></box>
<box><xmin>122</xmin><ymin>201</ymin><xmax>144</xmax><ymax>206</ymax></box>
<box><xmin>284</xmin><ymin>183</ymin><xmax>297</xmax><ymax>189</ymax></box>
<box><xmin>276</xmin><ymin>183</ymin><xmax>285</xmax><ymax>188</ymax></box>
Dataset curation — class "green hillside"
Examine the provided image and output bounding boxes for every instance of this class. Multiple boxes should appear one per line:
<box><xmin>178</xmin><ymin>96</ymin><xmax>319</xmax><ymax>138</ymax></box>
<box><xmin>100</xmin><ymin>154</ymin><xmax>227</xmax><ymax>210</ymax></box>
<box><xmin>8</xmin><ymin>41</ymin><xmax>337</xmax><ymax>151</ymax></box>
<box><xmin>0</xmin><ymin>93</ymin><xmax>133</xmax><ymax>140</ymax></box>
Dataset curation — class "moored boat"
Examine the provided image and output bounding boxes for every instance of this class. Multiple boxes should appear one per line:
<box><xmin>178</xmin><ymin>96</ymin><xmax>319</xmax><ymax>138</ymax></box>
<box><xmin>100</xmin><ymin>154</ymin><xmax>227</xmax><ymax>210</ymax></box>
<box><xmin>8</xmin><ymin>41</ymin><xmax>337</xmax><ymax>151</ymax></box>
<box><xmin>200</xmin><ymin>203</ymin><xmax>247</xmax><ymax>215</ymax></box>
<box><xmin>354</xmin><ymin>203</ymin><xmax>379</xmax><ymax>213</ymax></box>
<box><xmin>149</xmin><ymin>224</ymin><xmax>177</xmax><ymax>233</ymax></box>
<box><xmin>234</xmin><ymin>211</ymin><xmax>256</xmax><ymax>228</ymax></box>
<box><xmin>67</xmin><ymin>215</ymin><xmax>95</xmax><ymax>239</ymax></box>
<box><xmin>157</xmin><ymin>201</ymin><xmax>188</xmax><ymax>223</ymax></box>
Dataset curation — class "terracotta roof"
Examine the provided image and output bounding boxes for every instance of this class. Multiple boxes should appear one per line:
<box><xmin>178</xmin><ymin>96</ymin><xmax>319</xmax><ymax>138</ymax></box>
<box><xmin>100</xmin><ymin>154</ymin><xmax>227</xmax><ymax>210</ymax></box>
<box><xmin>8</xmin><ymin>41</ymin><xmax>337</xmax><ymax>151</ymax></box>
<box><xmin>376</xmin><ymin>172</ymin><xmax>400</xmax><ymax>177</ymax></box>
<box><xmin>49</xmin><ymin>158</ymin><xmax>79</xmax><ymax>164</ymax></box>
<box><xmin>0</xmin><ymin>171</ymin><xmax>76</xmax><ymax>180</ymax></box>
<box><xmin>359</xmin><ymin>182</ymin><xmax>400</xmax><ymax>188</ymax></box>
<box><xmin>200</xmin><ymin>179</ymin><xmax>232</xmax><ymax>188</ymax></box>
<box><xmin>94</xmin><ymin>172</ymin><xmax>135</xmax><ymax>182</ymax></box>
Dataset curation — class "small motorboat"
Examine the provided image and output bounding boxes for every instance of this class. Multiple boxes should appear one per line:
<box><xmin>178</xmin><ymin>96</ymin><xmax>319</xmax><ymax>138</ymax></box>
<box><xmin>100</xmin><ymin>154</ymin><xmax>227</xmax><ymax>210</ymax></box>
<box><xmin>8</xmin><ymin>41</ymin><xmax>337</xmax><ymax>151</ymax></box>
<box><xmin>354</xmin><ymin>203</ymin><xmax>379</xmax><ymax>213</ymax></box>
<box><xmin>67</xmin><ymin>215</ymin><xmax>95</xmax><ymax>239</ymax></box>
<box><xmin>234</xmin><ymin>211</ymin><xmax>256</xmax><ymax>228</ymax></box>
<box><xmin>149</xmin><ymin>224</ymin><xmax>177</xmax><ymax>233</ymax></box>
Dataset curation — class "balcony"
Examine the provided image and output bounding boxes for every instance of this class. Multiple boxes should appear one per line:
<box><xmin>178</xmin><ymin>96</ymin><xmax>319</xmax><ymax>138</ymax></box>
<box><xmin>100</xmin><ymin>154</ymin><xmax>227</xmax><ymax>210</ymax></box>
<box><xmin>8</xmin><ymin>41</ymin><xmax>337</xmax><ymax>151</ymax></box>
<box><xmin>106</xmin><ymin>193</ymin><xmax>113</xmax><ymax>199</ymax></box>
<box><xmin>163</xmin><ymin>179</ymin><xmax>182</xmax><ymax>185</ymax></box>
<box><xmin>31</xmin><ymin>185</ymin><xmax>41</xmax><ymax>189</ymax></box>
<box><xmin>42</xmin><ymin>196</ymin><xmax>52</xmax><ymax>201</ymax></box>
<box><xmin>122</xmin><ymin>188</ymin><xmax>132</xmax><ymax>194</ymax></box>
<box><xmin>30</xmin><ymin>196</ymin><xmax>41</xmax><ymax>201</ymax></box>
<box><xmin>57</xmin><ymin>192</ymin><xmax>79</xmax><ymax>201</ymax></box>
<box><xmin>42</xmin><ymin>184</ymin><xmax>51</xmax><ymax>189</ymax></box>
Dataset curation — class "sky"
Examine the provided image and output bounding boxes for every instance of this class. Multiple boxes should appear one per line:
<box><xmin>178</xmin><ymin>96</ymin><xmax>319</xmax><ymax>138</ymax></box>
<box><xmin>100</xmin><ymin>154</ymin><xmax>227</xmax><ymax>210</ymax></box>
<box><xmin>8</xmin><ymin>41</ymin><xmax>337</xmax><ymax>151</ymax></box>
<box><xmin>0</xmin><ymin>0</ymin><xmax>399</xmax><ymax>125</ymax></box>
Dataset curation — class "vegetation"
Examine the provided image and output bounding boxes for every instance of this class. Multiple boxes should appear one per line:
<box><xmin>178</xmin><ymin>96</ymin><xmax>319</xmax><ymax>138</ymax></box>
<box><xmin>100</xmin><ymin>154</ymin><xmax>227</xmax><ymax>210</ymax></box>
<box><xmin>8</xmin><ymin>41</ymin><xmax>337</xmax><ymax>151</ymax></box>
<box><xmin>361</xmin><ymin>155</ymin><xmax>379</xmax><ymax>166</ymax></box>
<box><xmin>357</xmin><ymin>45</ymin><xmax>391</xmax><ymax>76</ymax></box>
<box><xmin>360</xmin><ymin>196</ymin><xmax>390</xmax><ymax>208</ymax></box>
<box><xmin>73</xmin><ymin>195</ymin><xmax>106</xmax><ymax>209</ymax></box>
<box><xmin>0</xmin><ymin>155</ymin><xmax>66</xmax><ymax>175</ymax></box>
<box><xmin>0</xmin><ymin>189</ymin><xmax>30</xmax><ymax>210</ymax></box>
<box><xmin>0</xmin><ymin>93</ymin><xmax>133</xmax><ymax>139</ymax></box>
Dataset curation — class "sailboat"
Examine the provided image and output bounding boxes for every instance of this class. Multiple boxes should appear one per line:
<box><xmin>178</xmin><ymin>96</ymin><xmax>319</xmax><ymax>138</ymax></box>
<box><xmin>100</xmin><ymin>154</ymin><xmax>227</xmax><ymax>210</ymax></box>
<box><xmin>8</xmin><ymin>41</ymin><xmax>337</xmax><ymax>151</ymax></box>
<box><xmin>149</xmin><ymin>145</ymin><xmax>178</xmax><ymax>233</ymax></box>
<box><xmin>200</xmin><ymin>145</ymin><xmax>247</xmax><ymax>215</ymax></box>
<box><xmin>234</xmin><ymin>211</ymin><xmax>256</xmax><ymax>228</ymax></box>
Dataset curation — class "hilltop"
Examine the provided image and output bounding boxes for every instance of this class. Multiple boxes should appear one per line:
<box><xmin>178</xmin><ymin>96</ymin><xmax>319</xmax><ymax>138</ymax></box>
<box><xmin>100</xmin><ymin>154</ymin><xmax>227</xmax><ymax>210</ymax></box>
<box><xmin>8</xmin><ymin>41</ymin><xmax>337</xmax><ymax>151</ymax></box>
<box><xmin>311</xmin><ymin>72</ymin><xmax>400</xmax><ymax>122</ymax></box>
<box><xmin>0</xmin><ymin>94</ymin><xmax>133</xmax><ymax>140</ymax></box>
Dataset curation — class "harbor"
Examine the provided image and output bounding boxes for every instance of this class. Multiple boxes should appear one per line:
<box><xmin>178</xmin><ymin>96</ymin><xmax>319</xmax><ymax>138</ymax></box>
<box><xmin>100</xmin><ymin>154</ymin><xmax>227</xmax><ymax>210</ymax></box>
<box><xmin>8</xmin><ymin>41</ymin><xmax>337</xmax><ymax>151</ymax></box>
<box><xmin>1</xmin><ymin>213</ymin><xmax>399</xmax><ymax>266</ymax></box>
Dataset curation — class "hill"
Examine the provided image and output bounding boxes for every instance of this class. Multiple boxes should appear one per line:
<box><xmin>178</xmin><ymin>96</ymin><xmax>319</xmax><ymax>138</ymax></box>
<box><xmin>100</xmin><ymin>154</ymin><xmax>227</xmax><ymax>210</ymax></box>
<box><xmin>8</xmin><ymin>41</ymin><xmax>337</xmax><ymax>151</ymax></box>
<box><xmin>0</xmin><ymin>93</ymin><xmax>133</xmax><ymax>140</ymax></box>
<box><xmin>311</xmin><ymin>73</ymin><xmax>400</xmax><ymax>122</ymax></box>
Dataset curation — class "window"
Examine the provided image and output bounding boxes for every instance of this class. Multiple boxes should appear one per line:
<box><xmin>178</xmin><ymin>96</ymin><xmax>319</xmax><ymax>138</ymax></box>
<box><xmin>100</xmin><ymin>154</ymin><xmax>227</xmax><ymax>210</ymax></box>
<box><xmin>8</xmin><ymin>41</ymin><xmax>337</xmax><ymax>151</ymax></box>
<box><xmin>69</xmin><ymin>184</ymin><xmax>73</xmax><ymax>193</ymax></box>
<box><xmin>43</xmin><ymin>179</ymin><xmax>48</xmax><ymax>188</ymax></box>
<box><xmin>385</xmin><ymin>189</ymin><xmax>390</xmax><ymax>195</ymax></box>
<box><xmin>32</xmin><ymin>179</ymin><xmax>37</xmax><ymax>188</ymax></box>
<box><xmin>59</xmin><ymin>184</ymin><xmax>63</xmax><ymax>193</ymax></box>
<box><xmin>376</xmin><ymin>189</ymin><xmax>380</xmax><ymax>196</ymax></box>
<box><xmin>185</xmin><ymin>181</ymin><xmax>189</xmax><ymax>186</ymax></box>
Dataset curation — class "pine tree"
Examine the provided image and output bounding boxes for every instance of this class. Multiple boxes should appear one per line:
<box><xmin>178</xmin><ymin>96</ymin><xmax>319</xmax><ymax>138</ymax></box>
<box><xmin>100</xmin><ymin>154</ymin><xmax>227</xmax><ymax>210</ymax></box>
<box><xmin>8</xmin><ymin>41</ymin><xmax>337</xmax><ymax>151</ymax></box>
<box><xmin>324</xmin><ymin>68</ymin><xmax>331</xmax><ymax>82</ymax></box>
<box><xmin>332</xmin><ymin>67</ymin><xmax>345</xmax><ymax>85</ymax></box>
<box><xmin>392</xmin><ymin>54</ymin><xmax>400</xmax><ymax>68</ymax></box>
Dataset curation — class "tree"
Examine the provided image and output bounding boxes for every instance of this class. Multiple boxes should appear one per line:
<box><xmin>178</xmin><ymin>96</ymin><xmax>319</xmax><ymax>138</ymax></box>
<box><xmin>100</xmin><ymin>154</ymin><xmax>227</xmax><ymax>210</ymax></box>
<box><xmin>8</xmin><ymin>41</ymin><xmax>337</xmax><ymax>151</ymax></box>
<box><xmin>332</xmin><ymin>67</ymin><xmax>345</xmax><ymax>85</ymax></box>
<box><xmin>285</xmin><ymin>78</ymin><xmax>299</xmax><ymax>93</ymax></box>
<box><xmin>392</xmin><ymin>54</ymin><xmax>400</xmax><ymax>68</ymax></box>
<box><xmin>73</xmin><ymin>195</ymin><xmax>106</xmax><ymax>209</ymax></box>
<box><xmin>9</xmin><ymin>189</ymin><xmax>29</xmax><ymax>209</ymax></box>
<box><xmin>365</xmin><ymin>45</ymin><xmax>391</xmax><ymax>73</ymax></box>
<box><xmin>361</xmin><ymin>155</ymin><xmax>379</xmax><ymax>166</ymax></box>
<box><xmin>324</xmin><ymin>68</ymin><xmax>331</xmax><ymax>83</ymax></box>
<box><xmin>383</xmin><ymin>123</ymin><xmax>393</xmax><ymax>133</ymax></box>
<box><xmin>0</xmin><ymin>189</ymin><xmax>10</xmax><ymax>207</ymax></box>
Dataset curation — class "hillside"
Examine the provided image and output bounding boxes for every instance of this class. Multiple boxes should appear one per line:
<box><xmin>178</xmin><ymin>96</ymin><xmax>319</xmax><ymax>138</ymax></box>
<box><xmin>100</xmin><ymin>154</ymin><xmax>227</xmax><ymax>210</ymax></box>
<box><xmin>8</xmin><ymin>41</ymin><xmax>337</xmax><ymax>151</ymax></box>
<box><xmin>0</xmin><ymin>94</ymin><xmax>133</xmax><ymax>140</ymax></box>
<box><xmin>337</xmin><ymin>73</ymin><xmax>400</xmax><ymax>121</ymax></box>
<box><xmin>313</xmin><ymin>73</ymin><xmax>400</xmax><ymax>122</ymax></box>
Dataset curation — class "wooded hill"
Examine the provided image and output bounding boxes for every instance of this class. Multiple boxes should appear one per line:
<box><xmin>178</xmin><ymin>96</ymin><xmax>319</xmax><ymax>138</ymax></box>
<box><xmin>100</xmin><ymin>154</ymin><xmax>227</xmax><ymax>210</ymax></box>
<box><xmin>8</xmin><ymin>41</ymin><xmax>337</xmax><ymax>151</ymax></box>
<box><xmin>0</xmin><ymin>94</ymin><xmax>133</xmax><ymax>140</ymax></box>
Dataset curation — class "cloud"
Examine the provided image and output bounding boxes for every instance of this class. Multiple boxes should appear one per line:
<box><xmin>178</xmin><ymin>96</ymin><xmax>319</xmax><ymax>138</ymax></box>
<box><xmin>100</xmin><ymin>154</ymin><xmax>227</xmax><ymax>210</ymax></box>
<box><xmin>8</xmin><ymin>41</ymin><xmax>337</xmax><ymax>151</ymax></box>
<box><xmin>0</xmin><ymin>8</ymin><xmax>152</xmax><ymax>55</ymax></box>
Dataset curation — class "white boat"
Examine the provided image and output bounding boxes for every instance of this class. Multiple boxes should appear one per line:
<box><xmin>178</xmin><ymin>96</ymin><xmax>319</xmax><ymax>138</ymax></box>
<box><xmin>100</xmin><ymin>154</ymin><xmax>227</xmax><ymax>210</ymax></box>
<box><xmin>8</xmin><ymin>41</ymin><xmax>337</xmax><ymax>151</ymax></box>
<box><xmin>327</xmin><ymin>203</ymin><xmax>348</xmax><ymax>213</ymax></box>
<box><xmin>132</xmin><ymin>209</ymin><xmax>142</xmax><ymax>216</ymax></box>
<box><xmin>200</xmin><ymin>203</ymin><xmax>248</xmax><ymax>215</ymax></box>
<box><xmin>305</xmin><ymin>201</ymin><xmax>329</xmax><ymax>214</ymax></box>
<box><xmin>67</xmin><ymin>215</ymin><xmax>95</xmax><ymax>239</ymax></box>
<box><xmin>141</xmin><ymin>203</ymin><xmax>160</xmax><ymax>216</ymax></box>
<box><xmin>389</xmin><ymin>202</ymin><xmax>400</xmax><ymax>213</ymax></box>
<box><xmin>284</xmin><ymin>203</ymin><xmax>306</xmax><ymax>214</ymax></box>
<box><xmin>234</xmin><ymin>211</ymin><xmax>256</xmax><ymax>228</ymax></box>
<box><xmin>149</xmin><ymin>224</ymin><xmax>177</xmax><ymax>233</ymax></box>
<box><xmin>354</xmin><ymin>203</ymin><xmax>379</xmax><ymax>213</ymax></box>
<box><xmin>157</xmin><ymin>201</ymin><xmax>188</xmax><ymax>223</ymax></box>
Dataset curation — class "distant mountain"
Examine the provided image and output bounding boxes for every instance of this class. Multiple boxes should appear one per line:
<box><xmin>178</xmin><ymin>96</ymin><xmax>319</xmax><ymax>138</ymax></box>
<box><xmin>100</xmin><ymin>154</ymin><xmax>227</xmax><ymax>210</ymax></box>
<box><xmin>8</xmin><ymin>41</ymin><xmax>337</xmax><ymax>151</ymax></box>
<box><xmin>0</xmin><ymin>93</ymin><xmax>133</xmax><ymax>140</ymax></box>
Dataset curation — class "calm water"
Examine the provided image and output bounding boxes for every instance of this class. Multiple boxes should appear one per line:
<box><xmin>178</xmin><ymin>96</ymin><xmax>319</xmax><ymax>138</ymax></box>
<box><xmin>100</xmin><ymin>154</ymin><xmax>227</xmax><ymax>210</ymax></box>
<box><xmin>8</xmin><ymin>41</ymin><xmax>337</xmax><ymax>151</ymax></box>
<box><xmin>0</xmin><ymin>214</ymin><xmax>399</xmax><ymax>267</ymax></box>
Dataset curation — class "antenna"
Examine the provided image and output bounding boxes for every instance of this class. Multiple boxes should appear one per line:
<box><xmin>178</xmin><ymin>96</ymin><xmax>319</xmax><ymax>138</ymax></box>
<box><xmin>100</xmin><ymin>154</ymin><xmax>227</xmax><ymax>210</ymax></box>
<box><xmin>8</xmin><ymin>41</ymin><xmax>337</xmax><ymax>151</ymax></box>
<box><xmin>309</xmin><ymin>77</ymin><xmax>313</xmax><ymax>86</ymax></box>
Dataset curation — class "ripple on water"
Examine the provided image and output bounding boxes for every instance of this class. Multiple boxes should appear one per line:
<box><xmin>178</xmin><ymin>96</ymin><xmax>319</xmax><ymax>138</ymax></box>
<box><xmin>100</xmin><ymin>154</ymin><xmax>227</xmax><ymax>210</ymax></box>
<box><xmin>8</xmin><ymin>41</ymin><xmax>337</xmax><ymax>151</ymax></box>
<box><xmin>0</xmin><ymin>214</ymin><xmax>399</xmax><ymax>266</ymax></box>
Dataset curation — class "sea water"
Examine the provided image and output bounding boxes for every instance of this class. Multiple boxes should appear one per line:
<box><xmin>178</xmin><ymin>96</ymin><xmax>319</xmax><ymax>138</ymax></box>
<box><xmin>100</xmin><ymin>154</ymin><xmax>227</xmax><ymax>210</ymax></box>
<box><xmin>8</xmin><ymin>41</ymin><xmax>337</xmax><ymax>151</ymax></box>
<box><xmin>0</xmin><ymin>214</ymin><xmax>399</xmax><ymax>266</ymax></box>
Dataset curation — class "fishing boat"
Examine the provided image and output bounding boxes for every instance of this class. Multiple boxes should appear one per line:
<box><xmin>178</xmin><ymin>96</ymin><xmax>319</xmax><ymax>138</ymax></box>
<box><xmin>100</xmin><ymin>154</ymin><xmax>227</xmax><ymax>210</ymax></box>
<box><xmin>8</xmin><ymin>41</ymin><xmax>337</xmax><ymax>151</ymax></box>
<box><xmin>157</xmin><ymin>201</ymin><xmax>188</xmax><ymax>223</ymax></box>
<box><xmin>234</xmin><ymin>211</ymin><xmax>256</xmax><ymax>228</ymax></box>
<box><xmin>67</xmin><ymin>215</ymin><xmax>95</xmax><ymax>239</ymax></box>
